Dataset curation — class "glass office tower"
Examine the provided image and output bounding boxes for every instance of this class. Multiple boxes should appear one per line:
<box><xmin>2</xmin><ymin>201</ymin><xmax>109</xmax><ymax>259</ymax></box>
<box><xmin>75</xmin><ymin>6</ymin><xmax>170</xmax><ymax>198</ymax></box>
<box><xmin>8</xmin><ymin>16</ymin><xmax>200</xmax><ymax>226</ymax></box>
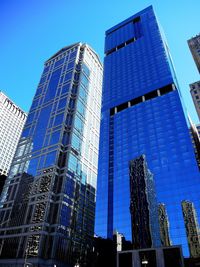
<box><xmin>95</xmin><ymin>6</ymin><xmax>200</xmax><ymax>256</ymax></box>
<box><xmin>0</xmin><ymin>43</ymin><xmax>102</xmax><ymax>267</ymax></box>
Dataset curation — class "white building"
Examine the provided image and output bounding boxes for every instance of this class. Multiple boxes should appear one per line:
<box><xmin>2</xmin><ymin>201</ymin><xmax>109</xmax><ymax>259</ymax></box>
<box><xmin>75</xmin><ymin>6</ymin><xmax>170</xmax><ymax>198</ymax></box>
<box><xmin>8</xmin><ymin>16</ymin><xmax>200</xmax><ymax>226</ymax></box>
<box><xmin>0</xmin><ymin>91</ymin><xmax>26</xmax><ymax>176</ymax></box>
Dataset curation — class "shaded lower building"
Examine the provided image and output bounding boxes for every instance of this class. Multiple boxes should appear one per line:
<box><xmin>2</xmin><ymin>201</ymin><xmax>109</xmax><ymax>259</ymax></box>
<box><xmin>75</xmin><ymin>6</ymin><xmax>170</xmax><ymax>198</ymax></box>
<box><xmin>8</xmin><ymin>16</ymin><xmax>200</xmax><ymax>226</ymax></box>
<box><xmin>158</xmin><ymin>203</ymin><xmax>172</xmax><ymax>247</ymax></box>
<box><xmin>181</xmin><ymin>200</ymin><xmax>200</xmax><ymax>258</ymax></box>
<box><xmin>129</xmin><ymin>154</ymin><xmax>161</xmax><ymax>249</ymax></box>
<box><xmin>117</xmin><ymin>246</ymin><xmax>184</xmax><ymax>267</ymax></box>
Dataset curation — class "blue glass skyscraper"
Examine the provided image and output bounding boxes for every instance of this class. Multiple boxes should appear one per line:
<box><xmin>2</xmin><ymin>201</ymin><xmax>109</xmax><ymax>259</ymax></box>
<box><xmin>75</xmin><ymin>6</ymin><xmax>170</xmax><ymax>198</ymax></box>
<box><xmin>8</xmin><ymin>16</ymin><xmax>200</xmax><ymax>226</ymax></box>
<box><xmin>0</xmin><ymin>43</ymin><xmax>103</xmax><ymax>267</ymax></box>
<box><xmin>95</xmin><ymin>6</ymin><xmax>200</xmax><ymax>257</ymax></box>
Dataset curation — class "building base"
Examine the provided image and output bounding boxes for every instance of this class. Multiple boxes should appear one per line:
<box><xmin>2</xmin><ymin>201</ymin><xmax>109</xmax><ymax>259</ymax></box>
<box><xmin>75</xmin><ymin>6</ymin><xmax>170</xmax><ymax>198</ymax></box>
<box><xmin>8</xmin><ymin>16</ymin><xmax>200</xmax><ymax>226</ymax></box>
<box><xmin>0</xmin><ymin>257</ymin><xmax>72</xmax><ymax>267</ymax></box>
<box><xmin>117</xmin><ymin>246</ymin><xmax>184</xmax><ymax>267</ymax></box>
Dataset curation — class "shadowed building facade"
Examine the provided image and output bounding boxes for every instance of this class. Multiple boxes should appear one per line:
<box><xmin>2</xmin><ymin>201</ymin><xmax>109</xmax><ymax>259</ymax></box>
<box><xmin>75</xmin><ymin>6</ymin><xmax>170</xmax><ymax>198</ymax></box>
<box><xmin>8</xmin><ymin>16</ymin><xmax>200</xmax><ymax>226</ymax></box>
<box><xmin>95</xmin><ymin>6</ymin><xmax>200</xmax><ymax>256</ymax></box>
<box><xmin>0</xmin><ymin>43</ymin><xmax>102</xmax><ymax>267</ymax></box>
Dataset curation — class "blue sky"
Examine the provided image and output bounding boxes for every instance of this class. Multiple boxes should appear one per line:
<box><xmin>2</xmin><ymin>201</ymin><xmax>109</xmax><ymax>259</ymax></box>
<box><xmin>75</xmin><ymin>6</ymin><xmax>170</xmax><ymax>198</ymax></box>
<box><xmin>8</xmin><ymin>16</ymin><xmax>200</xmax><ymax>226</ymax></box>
<box><xmin>1</xmin><ymin>0</ymin><xmax>200</xmax><ymax>123</ymax></box>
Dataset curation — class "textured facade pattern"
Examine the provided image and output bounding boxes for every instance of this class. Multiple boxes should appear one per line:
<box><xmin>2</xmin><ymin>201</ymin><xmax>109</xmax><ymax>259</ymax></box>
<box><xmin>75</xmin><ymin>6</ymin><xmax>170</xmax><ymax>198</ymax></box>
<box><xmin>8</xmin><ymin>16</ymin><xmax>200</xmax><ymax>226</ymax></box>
<box><xmin>0</xmin><ymin>43</ymin><xmax>102</xmax><ymax>267</ymax></box>
<box><xmin>95</xmin><ymin>6</ymin><xmax>200</xmax><ymax>256</ymax></box>
<box><xmin>189</xmin><ymin>81</ymin><xmax>200</xmax><ymax>121</ymax></box>
<box><xmin>188</xmin><ymin>34</ymin><xmax>200</xmax><ymax>73</ymax></box>
<box><xmin>158</xmin><ymin>203</ymin><xmax>171</xmax><ymax>247</ymax></box>
<box><xmin>182</xmin><ymin>201</ymin><xmax>200</xmax><ymax>258</ymax></box>
<box><xmin>189</xmin><ymin>120</ymin><xmax>200</xmax><ymax>169</ymax></box>
<box><xmin>0</xmin><ymin>92</ymin><xmax>26</xmax><ymax>176</ymax></box>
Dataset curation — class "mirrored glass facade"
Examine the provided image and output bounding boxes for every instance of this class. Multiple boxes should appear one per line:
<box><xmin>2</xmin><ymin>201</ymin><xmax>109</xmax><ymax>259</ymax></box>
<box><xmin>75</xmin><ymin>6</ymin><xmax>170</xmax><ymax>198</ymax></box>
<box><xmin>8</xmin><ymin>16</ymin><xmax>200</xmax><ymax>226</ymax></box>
<box><xmin>95</xmin><ymin>6</ymin><xmax>200</xmax><ymax>257</ymax></box>
<box><xmin>0</xmin><ymin>43</ymin><xmax>102</xmax><ymax>266</ymax></box>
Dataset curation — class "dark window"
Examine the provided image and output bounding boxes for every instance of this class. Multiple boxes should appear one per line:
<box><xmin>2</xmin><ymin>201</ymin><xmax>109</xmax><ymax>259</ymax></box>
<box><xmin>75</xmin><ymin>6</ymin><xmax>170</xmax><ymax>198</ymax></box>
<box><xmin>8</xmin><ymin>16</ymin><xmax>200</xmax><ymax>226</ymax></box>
<box><xmin>117</xmin><ymin>102</ymin><xmax>128</xmax><ymax>112</ymax></box>
<box><xmin>145</xmin><ymin>90</ymin><xmax>158</xmax><ymax>100</ymax></box>
<box><xmin>160</xmin><ymin>84</ymin><xmax>173</xmax><ymax>95</ymax></box>
<box><xmin>110</xmin><ymin>107</ymin><xmax>115</xmax><ymax>116</ymax></box>
<box><xmin>130</xmin><ymin>96</ymin><xmax>143</xmax><ymax>106</ymax></box>
<box><xmin>44</xmin><ymin>68</ymin><xmax>62</xmax><ymax>102</ymax></box>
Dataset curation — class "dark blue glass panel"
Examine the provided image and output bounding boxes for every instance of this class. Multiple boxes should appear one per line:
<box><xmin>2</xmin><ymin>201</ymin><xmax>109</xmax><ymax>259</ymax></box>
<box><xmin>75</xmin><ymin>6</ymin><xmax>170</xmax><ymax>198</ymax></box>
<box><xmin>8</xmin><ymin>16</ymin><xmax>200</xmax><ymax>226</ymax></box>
<box><xmin>54</xmin><ymin>58</ymin><xmax>64</xmax><ymax>68</ymax></box>
<box><xmin>44</xmin><ymin>151</ymin><xmax>57</xmax><ymax>167</ymax></box>
<box><xmin>61</xmin><ymin>83</ymin><xmax>70</xmax><ymax>95</ymax></box>
<box><xmin>64</xmin><ymin>72</ymin><xmax>73</xmax><ymax>83</ymax></box>
<box><xmin>49</xmin><ymin>131</ymin><xmax>60</xmax><ymax>145</ymax></box>
<box><xmin>27</xmin><ymin>157</ymin><xmax>39</xmax><ymax>176</ymax></box>
<box><xmin>44</xmin><ymin>68</ymin><xmax>62</xmax><ymax>103</ymax></box>
<box><xmin>32</xmin><ymin>105</ymin><xmax>52</xmax><ymax>151</ymax></box>
<box><xmin>58</xmin><ymin>98</ymin><xmax>67</xmax><ymax>110</ymax></box>
<box><xmin>54</xmin><ymin>113</ymin><xmax>64</xmax><ymax>126</ymax></box>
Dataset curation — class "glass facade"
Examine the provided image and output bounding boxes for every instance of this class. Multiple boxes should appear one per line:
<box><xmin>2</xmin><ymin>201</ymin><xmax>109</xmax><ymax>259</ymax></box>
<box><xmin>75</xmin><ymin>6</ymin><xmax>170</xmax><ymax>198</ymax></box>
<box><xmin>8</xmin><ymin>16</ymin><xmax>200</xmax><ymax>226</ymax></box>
<box><xmin>95</xmin><ymin>6</ymin><xmax>200</xmax><ymax>257</ymax></box>
<box><xmin>0</xmin><ymin>43</ymin><xmax>102</xmax><ymax>266</ymax></box>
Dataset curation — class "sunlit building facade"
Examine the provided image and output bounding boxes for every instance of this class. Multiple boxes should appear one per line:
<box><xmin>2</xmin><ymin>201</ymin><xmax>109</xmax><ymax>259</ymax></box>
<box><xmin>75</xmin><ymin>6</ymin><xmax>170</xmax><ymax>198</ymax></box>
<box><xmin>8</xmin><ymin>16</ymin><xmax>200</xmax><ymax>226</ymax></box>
<box><xmin>182</xmin><ymin>200</ymin><xmax>200</xmax><ymax>258</ymax></box>
<box><xmin>95</xmin><ymin>6</ymin><xmax>200</xmax><ymax>256</ymax></box>
<box><xmin>0</xmin><ymin>43</ymin><xmax>102</xmax><ymax>267</ymax></box>
<box><xmin>158</xmin><ymin>203</ymin><xmax>171</xmax><ymax>247</ymax></box>
<box><xmin>189</xmin><ymin>81</ymin><xmax>200</xmax><ymax>121</ymax></box>
<box><xmin>188</xmin><ymin>34</ymin><xmax>200</xmax><ymax>73</ymax></box>
<box><xmin>0</xmin><ymin>91</ymin><xmax>26</xmax><ymax>177</ymax></box>
<box><xmin>189</xmin><ymin>119</ymin><xmax>200</xmax><ymax>169</ymax></box>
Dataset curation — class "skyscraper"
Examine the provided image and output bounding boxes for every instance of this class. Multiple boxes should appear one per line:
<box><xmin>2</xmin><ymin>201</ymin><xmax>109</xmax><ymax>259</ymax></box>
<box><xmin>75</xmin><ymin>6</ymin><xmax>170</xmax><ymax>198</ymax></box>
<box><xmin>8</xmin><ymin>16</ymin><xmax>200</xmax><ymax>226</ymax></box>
<box><xmin>0</xmin><ymin>91</ymin><xmax>26</xmax><ymax>195</ymax></box>
<box><xmin>0</xmin><ymin>43</ymin><xmax>102</xmax><ymax>267</ymax></box>
<box><xmin>95</xmin><ymin>6</ymin><xmax>200</xmax><ymax>256</ymax></box>
<box><xmin>182</xmin><ymin>200</ymin><xmax>200</xmax><ymax>258</ymax></box>
<box><xmin>129</xmin><ymin>155</ymin><xmax>160</xmax><ymax>249</ymax></box>
<box><xmin>188</xmin><ymin>34</ymin><xmax>200</xmax><ymax>73</ymax></box>
<box><xmin>158</xmin><ymin>203</ymin><xmax>171</xmax><ymax>247</ymax></box>
<box><xmin>189</xmin><ymin>118</ymin><xmax>200</xmax><ymax>169</ymax></box>
<box><xmin>189</xmin><ymin>81</ymin><xmax>200</xmax><ymax>121</ymax></box>
<box><xmin>0</xmin><ymin>91</ymin><xmax>26</xmax><ymax>177</ymax></box>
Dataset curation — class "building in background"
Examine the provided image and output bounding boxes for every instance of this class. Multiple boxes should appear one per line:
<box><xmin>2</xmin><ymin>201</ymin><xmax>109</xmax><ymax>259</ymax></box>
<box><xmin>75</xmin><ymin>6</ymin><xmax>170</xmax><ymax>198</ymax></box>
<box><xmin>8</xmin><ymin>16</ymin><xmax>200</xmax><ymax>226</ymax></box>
<box><xmin>158</xmin><ymin>203</ymin><xmax>171</xmax><ymax>247</ymax></box>
<box><xmin>188</xmin><ymin>34</ymin><xmax>200</xmax><ymax>73</ymax></box>
<box><xmin>95</xmin><ymin>6</ymin><xmax>200</xmax><ymax>257</ymax></box>
<box><xmin>0</xmin><ymin>43</ymin><xmax>102</xmax><ymax>267</ymax></box>
<box><xmin>129</xmin><ymin>154</ymin><xmax>160</xmax><ymax>249</ymax></box>
<box><xmin>189</xmin><ymin>81</ymin><xmax>200</xmax><ymax>121</ymax></box>
<box><xmin>181</xmin><ymin>200</ymin><xmax>200</xmax><ymax>258</ymax></box>
<box><xmin>189</xmin><ymin>118</ymin><xmax>200</xmax><ymax>169</ymax></box>
<box><xmin>0</xmin><ymin>92</ymin><xmax>26</xmax><ymax>193</ymax></box>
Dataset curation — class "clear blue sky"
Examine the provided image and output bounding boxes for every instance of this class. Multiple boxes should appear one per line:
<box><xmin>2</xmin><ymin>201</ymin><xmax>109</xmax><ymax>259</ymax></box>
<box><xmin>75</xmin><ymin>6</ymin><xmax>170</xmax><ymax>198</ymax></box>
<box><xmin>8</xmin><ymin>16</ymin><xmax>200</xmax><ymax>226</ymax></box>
<box><xmin>1</xmin><ymin>0</ymin><xmax>200</xmax><ymax>123</ymax></box>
